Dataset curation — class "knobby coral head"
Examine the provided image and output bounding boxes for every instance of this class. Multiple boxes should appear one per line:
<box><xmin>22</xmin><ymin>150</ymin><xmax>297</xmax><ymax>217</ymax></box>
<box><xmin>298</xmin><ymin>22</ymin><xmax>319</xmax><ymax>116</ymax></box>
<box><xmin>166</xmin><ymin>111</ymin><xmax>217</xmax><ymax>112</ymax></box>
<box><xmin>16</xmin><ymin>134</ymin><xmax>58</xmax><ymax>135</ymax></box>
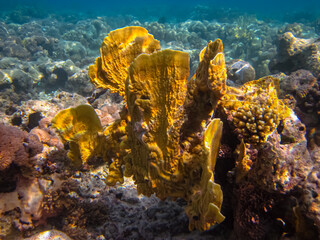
<box><xmin>221</xmin><ymin>76</ymin><xmax>292</xmax><ymax>144</ymax></box>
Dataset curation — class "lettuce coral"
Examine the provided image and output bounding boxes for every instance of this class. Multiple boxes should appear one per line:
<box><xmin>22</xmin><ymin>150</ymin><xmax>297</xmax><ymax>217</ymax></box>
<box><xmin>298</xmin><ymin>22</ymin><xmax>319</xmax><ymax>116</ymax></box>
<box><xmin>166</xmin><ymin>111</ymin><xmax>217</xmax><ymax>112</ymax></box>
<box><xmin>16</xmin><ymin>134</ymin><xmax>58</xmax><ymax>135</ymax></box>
<box><xmin>88</xmin><ymin>26</ymin><xmax>160</xmax><ymax>96</ymax></box>
<box><xmin>51</xmin><ymin>104</ymin><xmax>104</xmax><ymax>167</ymax></box>
<box><xmin>52</xmin><ymin>26</ymin><xmax>293</xmax><ymax>231</ymax></box>
<box><xmin>53</xmin><ymin>26</ymin><xmax>226</xmax><ymax>231</ymax></box>
<box><xmin>124</xmin><ymin>49</ymin><xmax>190</xmax><ymax>197</ymax></box>
<box><xmin>181</xmin><ymin>39</ymin><xmax>226</xmax><ymax>144</ymax></box>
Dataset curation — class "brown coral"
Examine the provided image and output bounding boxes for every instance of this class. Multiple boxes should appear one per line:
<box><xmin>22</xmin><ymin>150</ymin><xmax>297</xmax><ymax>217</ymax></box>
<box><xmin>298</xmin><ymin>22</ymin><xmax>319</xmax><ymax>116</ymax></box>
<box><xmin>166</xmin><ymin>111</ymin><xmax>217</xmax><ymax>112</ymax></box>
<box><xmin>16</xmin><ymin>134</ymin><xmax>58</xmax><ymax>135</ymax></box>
<box><xmin>29</xmin><ymin>128</ymin><xmax>63</xmax><ymax>148</ymax></box>
<box><xmin>0</xmin><ymin>124</ymin><xmax>42</xmax><ymax>171</ymax></box>
<box><xmin>253</xmin><ymin>117</ymin><xmax>312</xmax><ymax>193</ymax></box>
<box><xmin>0</xmin><ymin>124</ymin><xmax>27</xmax><ymax>171</ymax></box>
<box><xmin>280</xmin><ymin>70</ymin><xmax>317</xmax><ymax>100</ymax></box>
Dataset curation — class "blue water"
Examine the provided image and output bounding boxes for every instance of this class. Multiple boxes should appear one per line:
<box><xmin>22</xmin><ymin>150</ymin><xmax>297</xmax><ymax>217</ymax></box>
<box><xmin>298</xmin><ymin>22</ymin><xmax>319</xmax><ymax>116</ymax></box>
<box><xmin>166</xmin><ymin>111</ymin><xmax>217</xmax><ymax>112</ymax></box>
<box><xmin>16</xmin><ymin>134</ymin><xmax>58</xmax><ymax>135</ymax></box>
<box><xmin>0</xmin><ymin>0</ymin><xmax>319</xmax><ymax>22</ymax></box>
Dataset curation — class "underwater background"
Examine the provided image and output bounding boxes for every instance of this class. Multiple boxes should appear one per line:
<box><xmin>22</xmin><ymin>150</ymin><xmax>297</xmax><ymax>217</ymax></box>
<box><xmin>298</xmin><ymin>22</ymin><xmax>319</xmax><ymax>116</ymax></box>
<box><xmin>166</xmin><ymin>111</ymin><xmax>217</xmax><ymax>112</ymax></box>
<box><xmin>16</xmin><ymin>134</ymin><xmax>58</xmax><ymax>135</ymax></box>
<box><xmin>0</xmin><ymin>0</ymin><xmax>320</xmax><ymax>240</ymax></box>
<box><xmin>1</xmin><ymin>0</ymin><xmax>320</xmax><ymax>21</ymax></box>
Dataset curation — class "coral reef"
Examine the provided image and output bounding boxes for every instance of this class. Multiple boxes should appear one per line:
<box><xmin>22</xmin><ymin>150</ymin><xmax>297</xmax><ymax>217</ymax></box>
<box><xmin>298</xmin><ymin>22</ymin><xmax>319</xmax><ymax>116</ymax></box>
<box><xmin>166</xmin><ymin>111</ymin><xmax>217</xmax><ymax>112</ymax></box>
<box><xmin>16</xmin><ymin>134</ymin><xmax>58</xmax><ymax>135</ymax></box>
<box><xmin>0</xmin><ymin>13</ymin><xmax>316</xmax><ymax>109</ymax></box>
<box><xmin>51</xmin><ymin>26</ymin><xmax>312</xmax><ymax>238</ymax></box>
<box><xmin>1</xmin><ymin>11</ymin><xmax>320</xmax><ymax>240</ymax></box>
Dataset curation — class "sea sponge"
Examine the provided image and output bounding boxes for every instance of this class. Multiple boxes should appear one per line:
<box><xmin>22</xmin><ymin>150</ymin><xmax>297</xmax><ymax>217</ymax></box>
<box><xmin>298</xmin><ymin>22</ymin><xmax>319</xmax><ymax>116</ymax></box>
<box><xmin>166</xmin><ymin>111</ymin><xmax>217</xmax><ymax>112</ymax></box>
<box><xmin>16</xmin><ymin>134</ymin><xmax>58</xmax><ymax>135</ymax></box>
<box><xmin>88</xmin><ymin>26</ymin><xmax>160</xmax><ymax>96</ymax></box>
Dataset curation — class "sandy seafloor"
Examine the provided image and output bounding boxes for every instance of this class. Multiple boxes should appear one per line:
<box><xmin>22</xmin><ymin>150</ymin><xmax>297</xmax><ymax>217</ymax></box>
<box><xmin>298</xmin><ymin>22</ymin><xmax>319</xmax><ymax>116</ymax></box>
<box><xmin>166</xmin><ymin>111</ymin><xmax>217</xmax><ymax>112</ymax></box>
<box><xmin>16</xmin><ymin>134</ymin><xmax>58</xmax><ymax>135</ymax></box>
<box><xmin>0</xmin><ymin>3</ymin><xmax>320</xmax><ymax>240</ymax></box>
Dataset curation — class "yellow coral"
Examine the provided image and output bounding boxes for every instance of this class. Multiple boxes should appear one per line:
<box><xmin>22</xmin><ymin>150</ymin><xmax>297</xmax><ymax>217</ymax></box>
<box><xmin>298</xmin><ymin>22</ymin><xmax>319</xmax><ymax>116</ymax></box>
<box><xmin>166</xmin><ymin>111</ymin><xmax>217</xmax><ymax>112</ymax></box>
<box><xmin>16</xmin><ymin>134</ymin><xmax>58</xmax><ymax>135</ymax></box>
<box><xmin>124</xmin><ymin>49</ymin><xmax>225</xmax><ymax>230</ymax></box>
<box><xmin>51</xmin><ymin>104</ymin><xmax>104</xmax><ymax>166</ymax></box>
<box><xmin>235</xmin><ymin>140</ymin><xmax>252</xmax><ymax>183</ymax></box>
<box><xmin>181</xmin><ymin>39</ymin><xmax>227</xmax><ymax>143</ymax></box>
<box><xmin>53</xmin><ymin>27</ymin><xmax>227</xmax><ymax>231</ymax></box>
<box><xmin>221</xmin><ymin>76</ymin><xmax>292</xmax><ymax>144</ymax></box>
<box><xmin>186</xmin><ymin>119</ymin><xmax>225</xmax><ymax>231</ymax></box>
<box><xmin>88</xmin><ymin>26</ymin><xmax>160</xmax><ymax>96</ymax></box>
<box><xmin>188</xmin><ymin>39</ymin><xmax>227</xmax><ymax>106</ymax></box>
<box><xmin>125</xmin><ymin>49</ymin><xmax>190</xmax><ymax>197</ymax></box>
<box><xmin>103</xmin><ymin>118</ymin><xmax>128</xmax><ymax>185</ymax></box>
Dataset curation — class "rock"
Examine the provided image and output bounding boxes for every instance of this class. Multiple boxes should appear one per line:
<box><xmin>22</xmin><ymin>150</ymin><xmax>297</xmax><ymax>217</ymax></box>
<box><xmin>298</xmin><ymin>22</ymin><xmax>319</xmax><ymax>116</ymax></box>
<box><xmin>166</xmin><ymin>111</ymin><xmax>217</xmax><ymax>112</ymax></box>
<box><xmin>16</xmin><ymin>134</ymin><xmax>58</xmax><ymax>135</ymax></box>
<box><xmin>65</xmin><ymin>69</ymin><xmax>94</xmax><ymax>96</ymax></box>
<box><xmin>37</xmin><ymin>59</ymin><xmax>81</xmax><ymax>92</ymax></box>
<box><xmin>187</xmin><ymin>21</ymin><xmax>207</xmax><ymax>38</ymax></box>
<box><xmin>226</xmin><ymin>59</ymin><xmax>255</xmax><ymax>85</ymax></box>
<box><xmin>270</xmin><ymin>32</ymin><xmax>320</xmax><ymax>76</ymax></box>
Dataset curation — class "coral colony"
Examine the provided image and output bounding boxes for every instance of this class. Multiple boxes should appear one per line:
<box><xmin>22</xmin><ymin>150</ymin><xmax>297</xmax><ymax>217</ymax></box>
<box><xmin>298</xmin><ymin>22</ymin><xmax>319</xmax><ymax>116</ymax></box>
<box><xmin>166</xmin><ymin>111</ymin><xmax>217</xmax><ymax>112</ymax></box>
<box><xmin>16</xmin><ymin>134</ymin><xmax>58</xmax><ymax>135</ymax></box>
<box><xmin>51</xmin><ymin>26</ymin><xmax>308</xmax><ymax>236</ymax></box>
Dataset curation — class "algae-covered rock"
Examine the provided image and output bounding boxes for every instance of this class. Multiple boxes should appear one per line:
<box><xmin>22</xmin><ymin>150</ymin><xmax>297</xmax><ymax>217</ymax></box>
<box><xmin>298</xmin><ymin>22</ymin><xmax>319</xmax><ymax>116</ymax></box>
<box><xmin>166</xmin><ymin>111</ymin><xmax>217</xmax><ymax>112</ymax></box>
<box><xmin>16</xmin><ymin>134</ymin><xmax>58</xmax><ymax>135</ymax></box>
<box><xmin>270</xmin><ymin>32</ymin><xmax>320</xmax><ymax>76</ymax></box>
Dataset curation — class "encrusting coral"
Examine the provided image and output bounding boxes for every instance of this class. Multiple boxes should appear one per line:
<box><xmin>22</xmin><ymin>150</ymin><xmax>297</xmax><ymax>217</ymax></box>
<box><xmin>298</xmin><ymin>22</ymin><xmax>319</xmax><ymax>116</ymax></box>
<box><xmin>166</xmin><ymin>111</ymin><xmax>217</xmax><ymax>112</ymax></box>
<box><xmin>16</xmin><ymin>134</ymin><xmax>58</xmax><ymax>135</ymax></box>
<box><xmin>52</xmin><ymin>26</ymin><xmax>295</xmax><ymax>232</ymax></box>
